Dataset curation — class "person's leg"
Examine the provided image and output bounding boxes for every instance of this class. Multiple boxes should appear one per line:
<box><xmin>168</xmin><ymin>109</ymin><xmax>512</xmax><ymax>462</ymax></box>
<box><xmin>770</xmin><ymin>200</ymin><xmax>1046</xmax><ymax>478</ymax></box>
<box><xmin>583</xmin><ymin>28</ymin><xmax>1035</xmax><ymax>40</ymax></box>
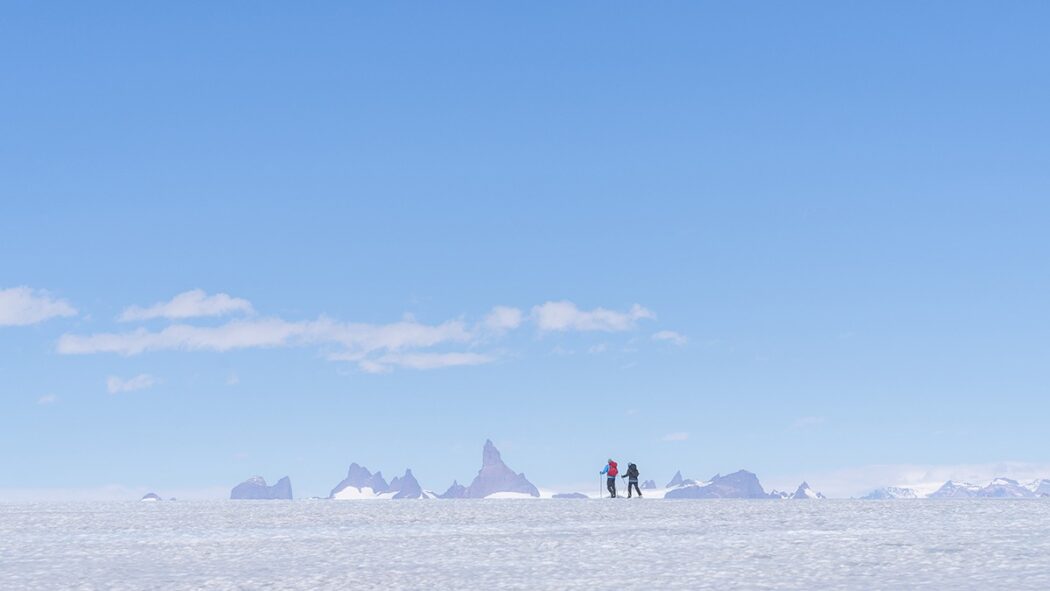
<box><xmin>627</xmin><ymin>480</ymin><xmax>632</xmax><ymax>498</ymax></box>
<box><xmin>608</xmin><ymin>478</ymin><xmax>616</xmax><ymax>497</ymax></box>
<box><xmin>631</xmin><ymin>481</ymin><xmax>642</xmax><ymax>497</ymax></box>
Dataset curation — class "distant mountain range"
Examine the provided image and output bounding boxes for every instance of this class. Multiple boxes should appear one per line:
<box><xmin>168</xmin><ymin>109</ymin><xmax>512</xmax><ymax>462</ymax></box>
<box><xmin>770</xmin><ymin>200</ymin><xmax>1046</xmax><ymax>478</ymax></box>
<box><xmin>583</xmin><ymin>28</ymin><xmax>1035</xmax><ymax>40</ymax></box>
<box><xmin>663</xmin><ymin>471</ymin><xmax>825</xmax><ymax>500</ymax></box>
<box><xmin>863</xmin><ymin>478</ymin><xmax>1050</xmax><ymax>499</ymax></box>
<box><xmin>225</xmin><ymin>441</ymin><xmax>832</xmax><ymax>501</ymax></box>
<box><xmin>217</xmin><ymin>442</ymin><xmax>1050</xmax><ymax>502</ymax></box>
<box><xmin>139</xmin><ymin>462</ymin><xmax>1050</xmax><ymax>502</ymax></box>
<box><xmin>328</xmin><ymin>439</ymin><xmax>540</xmax><ymax>500</ymax></box>
<box><xmin>329</xmin><ymin>464</ymin><xmax>433</xmax><ymax>500</ymax></box>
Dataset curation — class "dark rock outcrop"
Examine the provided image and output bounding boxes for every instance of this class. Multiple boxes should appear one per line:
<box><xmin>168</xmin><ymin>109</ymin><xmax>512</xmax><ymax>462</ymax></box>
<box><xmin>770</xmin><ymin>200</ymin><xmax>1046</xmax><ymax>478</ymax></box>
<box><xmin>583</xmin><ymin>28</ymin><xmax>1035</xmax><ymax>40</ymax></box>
<box><xmin>463</xmin><ymin>440</ymin><xmax>539</xmax><ymax>498</ymax></box>
<box><xmin>140</xmin><ymin>492</ymin><xmax>162</xmax><ymax>502</ymax></box>
<box><xmin>553</xmin><ymin>492</ymin><xmax>588</xmax><ymax>499</ymax></box>
<box><xmin>641</xmin><ymin>480</ymin><xmax>657</xmax><ymax>490</ymax></box>
<box><xmin>927</xmin><ymin>481</ymin><xmax>980</xmax><ymax>499</ymax></box>
<box><xmin>439</xmin><ymin>480</ymin><xmax>468</xmax><ymax>499</ymax></box>
<box><xmin>666</xmin><ymin>471</ymin><xmax>685</xmax><ymax>488</ymax></box>
<box><xmin>664</xmin><ymin>470</ymin><xmax>769</xmax><ymax>499</ymax></box>
<box><xmin>389</xmin><ymin>469</ymin><xmax>429</xmax><ymax>499</ymax></box>
<box><xmin>329</xmin><ymin>463</ymin><xmax>389</xmax><ymax>498</ymax></box>
<box><xmin>790</xmin><ymin>482</ymin><xmax>826</xmax><ymax>499</ymax></box>
<box><xmin>231</xmin><ymin>476</ymin><xmax>293</xmax><ymax>500</ymax></box>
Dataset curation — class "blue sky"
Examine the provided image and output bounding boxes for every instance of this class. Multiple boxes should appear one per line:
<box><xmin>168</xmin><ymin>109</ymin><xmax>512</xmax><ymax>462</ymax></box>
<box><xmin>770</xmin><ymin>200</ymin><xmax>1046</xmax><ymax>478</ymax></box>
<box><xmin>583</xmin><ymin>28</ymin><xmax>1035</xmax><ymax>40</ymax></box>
<box><xmin>2</xmin><ymin>2</ymin><xmax>1049</xmax><ymax>499</ymax></box>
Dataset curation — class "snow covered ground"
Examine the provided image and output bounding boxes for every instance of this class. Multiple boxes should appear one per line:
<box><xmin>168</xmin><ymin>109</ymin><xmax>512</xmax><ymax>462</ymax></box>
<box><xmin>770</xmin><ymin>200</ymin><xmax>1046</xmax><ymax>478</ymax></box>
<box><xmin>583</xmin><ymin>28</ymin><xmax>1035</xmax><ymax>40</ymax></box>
<box><xmin>3</xmin><ymin>500</ymin><xmax>1050</xmax><ymax>590</ymax></box>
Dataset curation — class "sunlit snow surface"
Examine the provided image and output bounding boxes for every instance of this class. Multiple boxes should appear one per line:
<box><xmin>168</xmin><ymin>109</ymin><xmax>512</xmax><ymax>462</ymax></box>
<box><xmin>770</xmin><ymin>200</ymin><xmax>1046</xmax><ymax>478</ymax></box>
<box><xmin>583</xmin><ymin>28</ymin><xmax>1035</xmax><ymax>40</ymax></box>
<box><xmin>3</xmin><ymin>500</ymin><xmax>1050</xmax><ymax>590</ymax></box>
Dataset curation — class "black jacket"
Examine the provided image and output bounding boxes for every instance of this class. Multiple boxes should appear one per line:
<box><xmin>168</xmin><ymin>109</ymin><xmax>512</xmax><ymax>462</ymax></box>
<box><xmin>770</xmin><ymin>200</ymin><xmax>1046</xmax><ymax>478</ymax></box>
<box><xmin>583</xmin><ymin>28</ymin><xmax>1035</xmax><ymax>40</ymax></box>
<box><xmin>624</xmin><ymin>464</ymin><xmax>640</xmax><ymax>480</ymax></box>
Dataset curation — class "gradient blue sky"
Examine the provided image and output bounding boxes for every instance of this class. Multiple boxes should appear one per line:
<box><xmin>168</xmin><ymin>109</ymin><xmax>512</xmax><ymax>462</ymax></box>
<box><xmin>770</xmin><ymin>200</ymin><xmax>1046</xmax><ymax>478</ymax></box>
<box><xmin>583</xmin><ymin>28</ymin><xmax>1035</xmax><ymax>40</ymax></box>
<box><xmin>3</xmin><ymin>2</ymin><xmax>1049</xmax><ymax>499</ymax></box>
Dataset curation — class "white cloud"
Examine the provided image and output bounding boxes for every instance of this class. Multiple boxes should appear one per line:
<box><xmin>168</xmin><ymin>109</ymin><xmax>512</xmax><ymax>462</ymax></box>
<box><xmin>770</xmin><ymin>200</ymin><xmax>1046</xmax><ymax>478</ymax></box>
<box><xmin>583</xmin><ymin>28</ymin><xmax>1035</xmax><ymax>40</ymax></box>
<box><xmin>587</xmin><ymin>343</ymin><xmax>608</xmax><ymax>354</ymax></box>
<box><xmin>652</xmin><ymin>330</ymin><xmax>688</xmax><ymax>346</ymax></box>
<box><xmin>323</xmin><ymin>318</ymin><xmax>473</xmax><ymax>353</ymax></box>
<box><xmin>63</xmin><ymin>316</ymin><xmax>476</xmax><ymax>372</ymax></box>
<box><xmin>357</xmin><ymin>359</ymin><xmax>391</xmax><ymax>374</ymax></box>
<box><xmin>59</xmin><ymin>297</ymin><xmax>663</xmax><ymax>374</ymax></box>
<box><xmin>37</xmin><ymin>394</ymin><xmax>59</xmax><ymax>405</ymax></box>
<box><xmin>61</xmin><ymin>318</ymin><xmax>312</xmax><ymax>355</ymax></box>
<box><xmin>532</xmin><ymin>301</ymin><xmax>654</xmax><ymax>332</ymax></box>
<box><xmin>662</xmin><ymin>432</ymin><xmax>689</xmax><ymax>441</ymax></box>
<box><xmin>75</xmin><ymin>317</ymin><xmax>472</xmax><ymax>357</ymax></box>
<box><xmin>0</xmin><ymin>286</ymin><xmax>77</xmax><ymax>326</ymax></box>
<box><xmin>107</xmin><ymin>374</ymin><xmax>157</xmax><ymax>394</ymax></box>
<box><xmin>119</xmin><ymin>289</ymin><xmax>254</xmax><ymax>322</ymax></box>
<box><xmin>358</xmin><ymin>352</ymin><xmax>494</xmax><ymax>373</ymax></box>
<box><xmin>484</xmin><ymin>306</ymin><xmax>523</xmax><ymax>332</ymax></box>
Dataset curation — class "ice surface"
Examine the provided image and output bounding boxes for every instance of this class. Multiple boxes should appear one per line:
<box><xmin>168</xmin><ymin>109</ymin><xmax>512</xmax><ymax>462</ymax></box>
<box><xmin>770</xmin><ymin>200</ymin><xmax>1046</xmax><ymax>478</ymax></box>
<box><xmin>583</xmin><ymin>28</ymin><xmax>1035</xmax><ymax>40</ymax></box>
<box><xmin>3</xmin><ymin>500</ymin><xmax>1050</xmax><ymax>590</ymax></box>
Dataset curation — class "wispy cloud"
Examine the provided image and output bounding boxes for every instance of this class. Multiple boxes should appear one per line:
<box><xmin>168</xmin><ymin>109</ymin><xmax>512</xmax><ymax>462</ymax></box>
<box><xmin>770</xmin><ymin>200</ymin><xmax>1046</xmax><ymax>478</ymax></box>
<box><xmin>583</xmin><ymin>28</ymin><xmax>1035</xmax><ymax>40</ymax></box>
<box><xmin>65</xmin><ymin>315</ymin><xmax>478</xmax><ymax>372</ymax></box>
<box><xmin>662</xmin><ymin>432</ymin><xmax>689</xmax><ymax>442</ymax></box>
<box><xmin>0</xmin><ymin>287</ymin><xmax>77</xmax><ymax>327</ymax></box>
<box><xmin>61</xmin><ymin>318</ymin><xmax>306</xmax><ymax>355</ymax></box>
<box><xmin>37</xmin><ymin>394</ymin><xmax>59</xmax><ymax>405</ymax></box>
<box><xmin>652</xmin><ymin>330</ymin><xmax>688</xmax><ymax>346</ymax></box>
<box><xmin>484</xmin><ymin>306</ymin><xmax>523</xmax><ymax>332</ymax></box>
<box><xmin>357</xmin><ymin>352</ymin><xmax>494</xmax><ymax>373</ymax></box>
<box><xmin>60</xmin><ymin>293</ymin><xmax>670</xmax><ymax>373</ymax></box>
<box><xmin>532</xmin><ymin>301</ymin><xmax>654</xmax><ymax>333</ymax></box>
<box><xmin>119</xmin><ymin>289</ymin><xmax>254</xmax><ymax>322</ymax></box>
<box><xmin>107</xmin><ymin>374</ymin><xmax>157</xmax><ymax>394</ymax></box>
<box><xmin>321</xmin><ymin>318</ymin><xmax>474</xmax><ymax>355</ymax></box>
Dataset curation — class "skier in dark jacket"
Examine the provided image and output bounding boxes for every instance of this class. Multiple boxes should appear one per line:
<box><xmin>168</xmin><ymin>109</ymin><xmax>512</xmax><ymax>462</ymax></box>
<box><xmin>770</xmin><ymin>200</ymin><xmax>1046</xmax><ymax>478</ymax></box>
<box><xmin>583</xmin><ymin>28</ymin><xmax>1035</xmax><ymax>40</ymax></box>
<box><xmin>600</xmin><ymin>459</ymin><xmax>619</xmax><ymax>497</ymax></box>
<box><xmin>622</xmin><ymin>463</ymin><xmax>642</xmax><ymax>498</ymax></box>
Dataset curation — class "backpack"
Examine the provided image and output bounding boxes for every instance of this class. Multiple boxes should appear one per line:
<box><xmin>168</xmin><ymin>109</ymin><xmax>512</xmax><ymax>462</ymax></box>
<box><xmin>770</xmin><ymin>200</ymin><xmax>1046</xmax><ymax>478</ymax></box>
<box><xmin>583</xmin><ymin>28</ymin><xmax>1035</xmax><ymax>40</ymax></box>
<box><xmin>627</xmin><ymin>463</ymin><xmax>639</xmax><ymax>478</ymax></box>
<box><xmin>608</xmin><ymin>461</ymin><xmax>618</xmax><ymax>477</ymax></box>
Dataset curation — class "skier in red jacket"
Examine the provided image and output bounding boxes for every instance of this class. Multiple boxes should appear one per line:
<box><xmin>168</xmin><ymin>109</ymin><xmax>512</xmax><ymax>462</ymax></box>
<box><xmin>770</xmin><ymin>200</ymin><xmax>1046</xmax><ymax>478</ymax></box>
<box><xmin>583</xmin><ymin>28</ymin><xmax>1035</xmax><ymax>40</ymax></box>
<box><xmin>600</xmin><ymin>459</ymin><xmax>619</xmax><ymax>497</ymax></box>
